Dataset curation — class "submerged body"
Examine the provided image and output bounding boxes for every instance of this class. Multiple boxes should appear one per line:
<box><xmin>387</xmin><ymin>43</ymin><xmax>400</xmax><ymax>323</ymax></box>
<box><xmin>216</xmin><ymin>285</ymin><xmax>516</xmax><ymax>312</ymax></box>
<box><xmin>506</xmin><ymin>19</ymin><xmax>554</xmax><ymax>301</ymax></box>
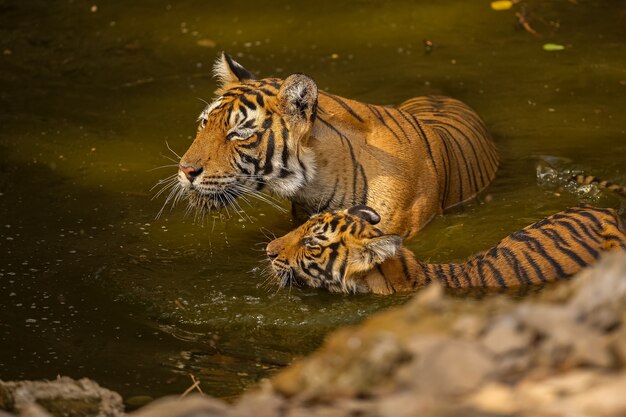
<box><xmin>177</xmin><ymin>53</ymin><xmax>498</xmax><ymax>238</ymax></box>
<box><xmin>266</xmin><ymin>205</ymin><xmax>626</xmax><ymax>294</ymax></box>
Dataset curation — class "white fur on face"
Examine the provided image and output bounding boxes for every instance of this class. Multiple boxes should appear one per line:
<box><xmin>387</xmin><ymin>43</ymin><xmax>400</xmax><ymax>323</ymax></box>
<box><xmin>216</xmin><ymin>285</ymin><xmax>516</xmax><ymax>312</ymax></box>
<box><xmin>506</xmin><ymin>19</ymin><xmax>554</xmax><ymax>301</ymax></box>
<box><xmin>197</xmin><ymin>98</ymin><xmax>223</xmax><ymax>123</ymax></box>
<box><xmin>269</xmin><ymin>147</ymin><xmax>317</xmax><ymax>198</ymax></box>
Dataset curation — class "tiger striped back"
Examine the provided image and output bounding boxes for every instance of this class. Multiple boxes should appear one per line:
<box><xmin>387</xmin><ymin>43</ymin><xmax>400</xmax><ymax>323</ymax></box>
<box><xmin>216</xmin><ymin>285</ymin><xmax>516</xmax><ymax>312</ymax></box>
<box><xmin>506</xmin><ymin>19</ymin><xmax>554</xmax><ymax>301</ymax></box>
<box><xmin>266</xmin><ymin>205</ymin><xmax>626</xmax><ymax>294</ymax></box>
<box><xmin>397</xmin><ymin>96</ymin><xmax>499</xmax><ymax>209</ymax></box>
<box><xmin>414</xmin><ymin>205</ymin><xmax>626</xmax><ymax>290</ymax></box>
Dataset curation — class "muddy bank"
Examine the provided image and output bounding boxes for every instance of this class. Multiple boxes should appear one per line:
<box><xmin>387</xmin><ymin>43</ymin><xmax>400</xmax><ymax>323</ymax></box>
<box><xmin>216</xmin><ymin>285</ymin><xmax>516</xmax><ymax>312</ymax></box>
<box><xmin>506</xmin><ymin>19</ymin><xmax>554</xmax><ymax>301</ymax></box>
<box><xmin>3</xmin><ymin>251</ymin><xmax>626</xmax><ymax>417</ymax></box>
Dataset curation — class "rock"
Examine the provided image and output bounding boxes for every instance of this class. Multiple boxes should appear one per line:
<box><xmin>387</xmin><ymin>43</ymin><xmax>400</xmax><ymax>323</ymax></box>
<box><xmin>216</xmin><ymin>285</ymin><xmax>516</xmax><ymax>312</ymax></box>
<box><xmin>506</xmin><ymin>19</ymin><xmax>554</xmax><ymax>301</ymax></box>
<box><xmin>6</xmin><ymin>254</ymin><xmax>626</xmax><ymax>417</ymax></box>
<box><xmin>467</xmin><ymin>382</ymin><xmax>518</xmax><ymax>415</ymax></box>
<box><xmin>611</xmin><ymin>327</ymin><xmax>626</xmax><ymax>365</ymax></box>
<box><xmin>129</xmin><ymin>395</ymin><xmax>231</xmax><ymax>417</ymax></box>
<box><xmin>480</xmin><ymin>316</ymin><xmax>531</xmax><ymax>356</ymax></box>
<box><xmin>405</xmin><ymin>339</ymin><xmax>494</xmax><ymax>397</ymax></box>
<box><xmin>0</xmin><ymin>377</ymin><xmax>123</xmax><ymax>417</ymax></box>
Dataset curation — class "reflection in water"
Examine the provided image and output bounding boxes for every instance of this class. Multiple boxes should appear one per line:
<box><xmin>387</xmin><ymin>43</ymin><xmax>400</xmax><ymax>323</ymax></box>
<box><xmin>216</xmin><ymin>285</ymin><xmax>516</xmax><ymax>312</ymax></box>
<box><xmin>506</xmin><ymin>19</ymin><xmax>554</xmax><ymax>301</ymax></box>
<box><xmin>0</xmin><ymin>0</ymin><xmax>625</xmax><ymax>402</ymax></box>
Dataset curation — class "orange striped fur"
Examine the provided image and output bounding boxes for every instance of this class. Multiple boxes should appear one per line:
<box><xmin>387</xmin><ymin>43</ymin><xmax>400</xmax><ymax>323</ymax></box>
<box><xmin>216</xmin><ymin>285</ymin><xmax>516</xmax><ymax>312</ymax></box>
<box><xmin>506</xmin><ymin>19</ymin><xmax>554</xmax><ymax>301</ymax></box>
<box><xmin>266</xmin><ymin>205</ymin><xmax>626</xmax><ymax>294</ymax></box>
<box><xmin>175</xmin><ymin>53</ymin><xmax>498</xmax><ymax>238</ymax></box>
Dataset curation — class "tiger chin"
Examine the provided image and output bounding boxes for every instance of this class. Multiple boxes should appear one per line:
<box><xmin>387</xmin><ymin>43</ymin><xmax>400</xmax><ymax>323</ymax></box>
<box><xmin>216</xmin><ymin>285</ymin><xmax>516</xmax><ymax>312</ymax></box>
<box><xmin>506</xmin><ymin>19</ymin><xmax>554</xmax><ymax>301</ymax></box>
<box><xmin>175</xmin><ymin>51</ymin><xmax>498</xmax><ymax>237</ymax></box>
<box><xmin>265</xmin><ymin>205</ymin><xmax>626</xmax><ymax>295</ymax></box>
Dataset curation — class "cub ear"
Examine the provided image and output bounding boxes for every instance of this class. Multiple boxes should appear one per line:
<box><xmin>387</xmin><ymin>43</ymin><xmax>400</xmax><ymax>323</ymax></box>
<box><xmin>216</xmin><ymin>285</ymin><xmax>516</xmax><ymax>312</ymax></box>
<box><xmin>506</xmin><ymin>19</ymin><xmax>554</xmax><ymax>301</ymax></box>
<box><xmin>364</xmin><ymin>235</ymin><xmax>402</xmax><ymax>264</ymax></box>
<box><xmin>347</xmin><ymin>205</ymin><xmax>381</xmax><ymax>225</ymax></box>
<box><xmin>278</xmin><ymin>74</ymin><xmax>318</xmax><ymax>130</ymax></box>
<box><xmin>213</xmin><ymin>52</ymin><xmax>254</xmax><ymax>85</ymax></box>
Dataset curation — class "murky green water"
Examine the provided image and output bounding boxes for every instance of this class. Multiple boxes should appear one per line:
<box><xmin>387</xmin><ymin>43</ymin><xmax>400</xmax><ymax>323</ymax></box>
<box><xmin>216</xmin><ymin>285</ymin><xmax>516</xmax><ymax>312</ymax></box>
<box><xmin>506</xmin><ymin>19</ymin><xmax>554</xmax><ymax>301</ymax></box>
<box><xmin>1</xmin><ymin>0</ymin><xmax>625</xmax><ymax>404</ymax></box>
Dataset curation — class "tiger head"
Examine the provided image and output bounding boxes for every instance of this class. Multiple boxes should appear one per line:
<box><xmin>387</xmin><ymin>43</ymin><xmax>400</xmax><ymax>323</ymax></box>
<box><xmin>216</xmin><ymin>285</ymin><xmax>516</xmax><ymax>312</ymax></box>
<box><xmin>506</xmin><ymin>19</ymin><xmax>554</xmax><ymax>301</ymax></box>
<box><xmin>177</xmin><ymin>52</ymin><xmax>318</xmax><ymax>213</ymax></box>
<box><xmin>266</xmin><ymin>205</ymin><xmax>403</xmax><ymax>292</ymax></box>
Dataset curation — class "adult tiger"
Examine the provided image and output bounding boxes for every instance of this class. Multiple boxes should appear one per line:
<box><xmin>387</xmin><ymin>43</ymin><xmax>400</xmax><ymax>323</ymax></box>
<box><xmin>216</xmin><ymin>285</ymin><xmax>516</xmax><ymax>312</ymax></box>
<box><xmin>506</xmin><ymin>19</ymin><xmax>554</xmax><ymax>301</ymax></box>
<box><xmin>177</xmin><ymin>52</ymin><xmax>498</xmax><ymax>238</ymax></box>
<box><xmin>265</xmin><ymin>205</ymin><xmax>626</xmax><ymax>294</ymax></box>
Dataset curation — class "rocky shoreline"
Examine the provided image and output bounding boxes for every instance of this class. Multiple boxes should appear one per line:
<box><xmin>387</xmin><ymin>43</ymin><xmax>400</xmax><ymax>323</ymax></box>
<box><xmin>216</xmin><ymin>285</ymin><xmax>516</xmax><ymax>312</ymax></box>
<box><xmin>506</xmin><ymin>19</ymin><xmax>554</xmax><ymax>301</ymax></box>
<box><xmin>3</xmin><ymin>252</ymin><xmax>626</xmax><ymax>417</ymax></box>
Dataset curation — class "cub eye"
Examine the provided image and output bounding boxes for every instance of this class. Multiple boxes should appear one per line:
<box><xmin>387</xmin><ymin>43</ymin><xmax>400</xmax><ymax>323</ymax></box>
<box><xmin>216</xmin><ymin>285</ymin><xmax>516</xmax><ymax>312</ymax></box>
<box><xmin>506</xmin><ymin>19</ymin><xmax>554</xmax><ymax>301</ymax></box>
<box><xmin>302</xmin><ymin>237</ymin><xmax>315</xmax><ymax>247</ymax></box>
<box><xmin>226</xmin><ymin>129</ymin><xmax>254</xmax><ymax>141</ymax></box>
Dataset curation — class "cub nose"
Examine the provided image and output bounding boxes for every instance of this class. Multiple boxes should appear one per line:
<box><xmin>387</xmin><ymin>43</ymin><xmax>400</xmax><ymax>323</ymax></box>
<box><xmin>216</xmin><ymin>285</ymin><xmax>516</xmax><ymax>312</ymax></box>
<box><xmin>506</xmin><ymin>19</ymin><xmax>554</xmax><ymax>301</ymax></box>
<box><xmin>179</xmin><ymin>164</ymin><xmax>203</xmax><ymax>182</ymax></box>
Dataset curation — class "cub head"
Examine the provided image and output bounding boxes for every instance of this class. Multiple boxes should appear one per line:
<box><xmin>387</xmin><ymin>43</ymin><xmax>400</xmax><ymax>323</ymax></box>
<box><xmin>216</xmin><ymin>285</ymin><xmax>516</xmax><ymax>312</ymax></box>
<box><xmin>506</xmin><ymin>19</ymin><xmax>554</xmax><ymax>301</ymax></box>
<box><xmin>177</xmin><ymin>52</ymin><xmax>318</xmax><ymax>214</ymax></box>
<box><xmin>265</xmin><ymin>205</ymin><xmax>402</xmax><ymax>292</ymax></box>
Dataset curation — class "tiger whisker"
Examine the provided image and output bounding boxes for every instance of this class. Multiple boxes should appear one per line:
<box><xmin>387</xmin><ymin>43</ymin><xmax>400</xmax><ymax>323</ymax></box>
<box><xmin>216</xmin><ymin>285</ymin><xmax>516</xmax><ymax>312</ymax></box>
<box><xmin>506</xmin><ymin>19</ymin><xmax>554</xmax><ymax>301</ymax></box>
<box><xmin>151</xmin><ymin>182</ymin><xmax>177</xmax><ymax>201</ymax></box>
<box><xmin>160</xmin><ymin>154</ymin><xmax>180</xmax><ymax>165</ymax></box>
<box><xmin>165</xmin><ymin>140</ymin><xmax>182</xmax><ymax>159</ymax></box>
<box><xmin>147</xmin><ymin>164</ymin><xmax>179</xmax><ymax>172</ymax></box>
<box><xmin>156</xmin><ymin>186</ymin><xmax>180</xmax><ymax>220</ymax></box>
<box><xmin>150</xmin><ymin>174</ymin><xmax>177</xmax><ymax>191</ymax></box>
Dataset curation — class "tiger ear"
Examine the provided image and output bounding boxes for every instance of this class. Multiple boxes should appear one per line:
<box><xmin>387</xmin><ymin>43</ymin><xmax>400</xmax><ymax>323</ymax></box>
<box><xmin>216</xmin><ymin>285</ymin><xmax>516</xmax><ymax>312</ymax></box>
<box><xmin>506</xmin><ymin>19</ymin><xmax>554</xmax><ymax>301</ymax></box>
<box><xmin>213</xmin><ymin>52</ymin><xmax>254</xmax><ymax>85</ymax></box>
<box><xmin>349</xmin><ymin>235</ymin><xmax>402</xmax><ymax>273</ymax></box>
<box><xmin>278</xmin><ymin>74</ymin><xmax>318</xmax><ymax>134</ymax></box>
<box><xmin>363</xmin><ymin>235</ymin><xmax>402</xmax><ymax>264</ymax></box>
<box><xmin>347</xmin><ymin>205</ymin><xmax>381</xmax><ymax>225</ymax></box>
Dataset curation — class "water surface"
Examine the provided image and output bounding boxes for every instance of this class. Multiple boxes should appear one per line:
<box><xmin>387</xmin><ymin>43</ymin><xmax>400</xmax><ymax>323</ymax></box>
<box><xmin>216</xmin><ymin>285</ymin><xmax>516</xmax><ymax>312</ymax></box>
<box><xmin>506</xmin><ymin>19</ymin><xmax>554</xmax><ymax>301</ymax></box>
<box><xmin>0</xmin><ymin>0</ymin><xmax>625</xmax><ymax>402</ymax></box>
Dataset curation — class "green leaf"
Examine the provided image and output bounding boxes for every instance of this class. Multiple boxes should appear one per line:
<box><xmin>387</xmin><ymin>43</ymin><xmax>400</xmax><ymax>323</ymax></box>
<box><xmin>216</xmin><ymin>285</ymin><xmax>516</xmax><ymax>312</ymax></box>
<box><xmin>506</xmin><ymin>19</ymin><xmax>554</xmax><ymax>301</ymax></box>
<box><xmin>543</xmin><ymin>43</ymin><xmax>565</xmax><ymax>51</ymax></box>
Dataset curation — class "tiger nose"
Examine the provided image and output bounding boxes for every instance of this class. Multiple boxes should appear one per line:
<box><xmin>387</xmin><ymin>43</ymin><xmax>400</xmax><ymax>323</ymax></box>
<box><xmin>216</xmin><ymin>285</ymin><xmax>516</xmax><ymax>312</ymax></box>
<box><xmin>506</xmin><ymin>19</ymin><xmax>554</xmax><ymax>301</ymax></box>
<box><xmin>266</xmin><ymin>244</ymin><xmax>279</xmax><ymax>260</ymax></box>
<box><xmin>179</xmin><ymin>164</ymin><xmax>203</xmax><ymax>182</ymax></box>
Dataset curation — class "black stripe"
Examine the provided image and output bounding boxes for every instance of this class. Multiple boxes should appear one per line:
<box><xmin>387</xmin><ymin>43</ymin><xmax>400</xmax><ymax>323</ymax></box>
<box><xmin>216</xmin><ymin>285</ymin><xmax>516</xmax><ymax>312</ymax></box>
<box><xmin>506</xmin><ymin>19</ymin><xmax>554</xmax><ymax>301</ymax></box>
<box><xmin>553</xmin><ymin>220</ymin><xmax>600</xmax><ymax>259</ymax></box>
<box><xmin>317</xmin><ymin>116</ymin><xmax>346</xmax><ymax>145</ymax></box>
<box><xmin>522</xmin><ymin>252</ymin><xmax>546</xmax><ymax>283</ymax></box>
<box><xmin>366</xmin><ymin>105</ymin><xmax>403</xmax><ymax>144</ymax></box>
<box><xmin>474</xmin><ymin>258</ymin><xmax>488</xmax><ymax>288</ymax></box>
<box><xmin>420</xmin><ymin>263</ymin><xmax>432</xmax><ymax>284</ymax></box>
<box><xmin>320</xmin><ymin>92</ymin><xmax>365</xmax><ymax>123</ymax></box>
<box><xmin>433</xmin><ymin>109</ymin><xmax>499</xmax><ymax>172</ymax></box>
<box><xmin>238</xmin><ymin>94</ymin><xmax>257</xmax><ymax>111</ymax></box>
<box><xmin>318</xmin><ymin>179</ymin><xmax>339</xmax><ymax>212</ymax></box>
<box><xmin>398</xmin><ymin>251</ymin><xmax>414</xmax><ymax>287</ymax></box>
<box><xmin>435</xmin><ymin>126</ymin><xmax>475</xmax><ymax>200</ymax></box>
<box><xmin>317</xmin><ymin>117</ymin><xmax>359</xmax><ymax>204</ymax></box>
<box><xmin>459</xmin><ymin>265</ymin><xmax>473</xmax><ymax>288</ymax></box>
<box><xmin>482</xmin><ymin>258</ymin><xmax>507</xmax><ymax>289</ymax></box>
<box><xmin>439</xmin><ymin>133</ymin><xmax>452</xmax><ymax>208</ymax></box>
<box><xmin>382</xmin><ymin>108</ymin><xmax>411</xmax><ymax>143</ymax></box>
<box><xmin>280</xmin><ymin>120</ymin><xmax>290</xmax><ymax>167</ymax></box>
<box><xmin>510</xmin><ymin>231</ymin><xmax>567</xmax><ymax>279</ymax></box>
<box><xmin>446</xmin><ymin>264</ymin><xmax>462</xmax><ymax>288</ymax></box>
<box><xmin>603</xmin><ymin>234</ymin><xmax>626</xmax><ymax>249</ymax></box>
<box><xmin>434</xmin><ymin>264</ymin><xmax>454</xmax><ymax>287</ymax></box>
<box><xmin>254</xmin><ymin>93</ymin><xmax>265</xmax><ymax>107</ymax></box>
<box><xmin>422</xmin><ymin>118</ymin><xmax>489</xmax><ymax>188</ymax></box>
<box><xmin>537</xmin><ymin>228</ymin><xmax>588</xmax><ymax>269</ymax></box>
<box><xmin>553</xmin><ymin>214</ymin><xmax>602</xmax><ymax>243</ymax></box>
<box><xmin>435</xmin><ymin>127</ymin><xmax>465</xmax><ymax>205</ymax></box>
<box><xmin>571</xmin><ymin>211</ymin><xmax>604</xmax><ymax>230</ymax></box>
<box><xmin>497</xmin><ymin>247</ymin><xmax>531</xmax><ymax>285</ymax></box>
<box><xmin>376</xmin><ymin>265</ymin><xmax>395</xmax><ymax>293</ymax></box>
<box><xmin>262</xmin><ymin>130</ymin><xmax>275</xmax><ymax>174</ymax></box>
<box><xmin>359</xmin><ymin>164</ymin><xmax>368</xmax><ymax>205</ymax></box>
<box><xmin>409</xmin><ymin>114</ymin><xmax>438</xmax><ymax>175</ymax></box>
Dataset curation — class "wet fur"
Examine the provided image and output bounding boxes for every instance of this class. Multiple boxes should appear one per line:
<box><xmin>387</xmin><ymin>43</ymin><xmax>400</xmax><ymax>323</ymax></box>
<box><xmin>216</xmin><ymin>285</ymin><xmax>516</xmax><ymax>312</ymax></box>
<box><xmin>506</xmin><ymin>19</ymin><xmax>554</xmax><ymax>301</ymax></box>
<box><xmin>177</xmin><ymin>53</ymin><xmax>498</xmax><ymax>238</ymax></box>
<box><xmin>266</xmin><ymin>205</ymin><xmax>626</xmax><ymax>294</ymax></box>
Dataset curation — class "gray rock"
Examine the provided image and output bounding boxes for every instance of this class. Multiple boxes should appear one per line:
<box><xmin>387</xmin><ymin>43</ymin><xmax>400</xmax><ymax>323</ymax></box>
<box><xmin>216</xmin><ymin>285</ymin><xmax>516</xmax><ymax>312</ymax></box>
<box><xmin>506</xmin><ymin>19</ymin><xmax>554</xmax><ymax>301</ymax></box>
<box><xmin>0</xmin><ymin>377</ymin><xmax>123</xmax><ymax>417</ymax></box>
<box><xmin>480</xmin><ymin>316</ymin><xmax>531</xmax><ymax>356</ymax></box>
<box><xmin>129</xmin><ymin>395</ymin><xmax>231</xmax><ymax>417</ymax></box>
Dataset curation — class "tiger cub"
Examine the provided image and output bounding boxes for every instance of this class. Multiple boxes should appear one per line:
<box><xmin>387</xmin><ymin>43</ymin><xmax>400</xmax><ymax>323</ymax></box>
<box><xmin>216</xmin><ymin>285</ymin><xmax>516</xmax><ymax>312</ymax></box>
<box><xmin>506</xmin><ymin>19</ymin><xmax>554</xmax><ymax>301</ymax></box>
<box><xmin>265</xmin><ymin>205</ymin><xmax>626</xmax><ymax>294</ymax></box>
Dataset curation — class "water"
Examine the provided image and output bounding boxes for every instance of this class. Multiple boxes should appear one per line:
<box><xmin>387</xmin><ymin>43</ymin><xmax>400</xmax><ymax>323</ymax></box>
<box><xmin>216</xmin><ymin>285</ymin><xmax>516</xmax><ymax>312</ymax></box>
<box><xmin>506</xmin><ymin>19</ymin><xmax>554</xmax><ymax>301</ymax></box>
<box><xmin>1</xmin><ymin>0</ymin><xmax>625</xmax><ymax>403</ymax></box>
